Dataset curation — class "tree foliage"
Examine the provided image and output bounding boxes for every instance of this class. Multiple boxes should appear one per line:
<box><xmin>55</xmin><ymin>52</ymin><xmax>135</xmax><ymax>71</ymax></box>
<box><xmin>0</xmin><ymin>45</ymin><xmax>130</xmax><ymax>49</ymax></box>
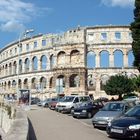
<box><xmin>132</xmin><ymin>75</ymin><xmax>140</xmax><ymax>92</ymax></box>
<box><xmin>130</xmin><ymin>0</ymin><xmax>140</xmax><ymax>71</ymax></box>
<box><xmin>104</xmin><ymin>75</ymin><xmax>135</xmax><ymax>99</ymax></box>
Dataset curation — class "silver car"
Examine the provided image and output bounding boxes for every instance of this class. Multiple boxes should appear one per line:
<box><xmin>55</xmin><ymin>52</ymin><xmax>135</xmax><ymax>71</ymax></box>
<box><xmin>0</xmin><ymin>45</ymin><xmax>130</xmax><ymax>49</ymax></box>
<box><xmin>92</xmin><ymin>101</ymin><xmax>133</xmax><ymax>128</ymax></box>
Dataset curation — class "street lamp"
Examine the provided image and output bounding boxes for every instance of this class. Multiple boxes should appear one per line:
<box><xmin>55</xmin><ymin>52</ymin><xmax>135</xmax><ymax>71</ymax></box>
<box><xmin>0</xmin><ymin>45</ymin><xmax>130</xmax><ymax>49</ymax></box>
<box><xmin>17</xmin><ymin>29</ymin><xmax>34</xmax><ymax>104</ymax></box>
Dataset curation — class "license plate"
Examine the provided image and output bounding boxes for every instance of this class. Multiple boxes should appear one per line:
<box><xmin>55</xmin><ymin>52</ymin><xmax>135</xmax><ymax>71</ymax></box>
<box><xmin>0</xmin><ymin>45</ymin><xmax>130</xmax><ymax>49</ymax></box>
<box><xmin>111</xmin><ymin>128</ymin><xmax>123</xmax><ymax>134</ymax></box>
<box><xmin>74</xmin><ymin>112</ymin><xmax>80</xmax><ymax>115</ymax></box>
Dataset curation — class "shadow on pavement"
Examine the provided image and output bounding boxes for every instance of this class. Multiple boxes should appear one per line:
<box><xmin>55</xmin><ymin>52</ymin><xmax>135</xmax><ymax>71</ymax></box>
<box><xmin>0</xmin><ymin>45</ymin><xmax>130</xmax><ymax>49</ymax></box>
<box><xmin>28</xmin><ymin>119</ymin><xmax>37</xmax><ymax>140</ymax></box>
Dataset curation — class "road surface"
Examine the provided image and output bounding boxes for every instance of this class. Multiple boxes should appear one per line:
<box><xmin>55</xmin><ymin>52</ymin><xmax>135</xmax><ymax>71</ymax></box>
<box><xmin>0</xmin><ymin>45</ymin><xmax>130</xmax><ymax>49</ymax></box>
<box><xmin>27</xmin><ymin>107</ymin><xmax>114</xmax><ymax>140</ymax></box>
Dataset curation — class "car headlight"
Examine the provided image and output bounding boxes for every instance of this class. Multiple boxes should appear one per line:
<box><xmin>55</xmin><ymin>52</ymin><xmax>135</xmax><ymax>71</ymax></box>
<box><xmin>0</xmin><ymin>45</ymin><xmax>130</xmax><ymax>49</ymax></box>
<box><xmin>82</xmin><ymin>110</ymin><xmax>87</xmax><ymax>113</ymax></box>
<box><xmin>107</xmin><ymin>117</ymin><xmax>114</xmax><ymax>122</ymax></box>
<box><xmin>108</xmin><ymin>122</ymin><xmax>112</xmax><ymax>127</ymax></box>
<box><xmin>129</xmin><ymin>124</ymin><xmax>140</xmax><ymax>130</ymax></box>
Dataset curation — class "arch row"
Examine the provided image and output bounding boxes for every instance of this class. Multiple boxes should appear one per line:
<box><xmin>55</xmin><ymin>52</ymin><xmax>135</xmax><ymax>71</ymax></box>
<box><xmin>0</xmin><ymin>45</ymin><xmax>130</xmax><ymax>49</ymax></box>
<box><xmin>0</xmin><ymin>73</ymin><xmax>82</xmax><ymax>94</ymax></box>
<box><xmin>0</xmin><ymin>49</ymin><xmax>81</xmax><ymax>77</ymax></box>
<box><xmin>87</xmin><ymin>49</ymin><xmax>134</xmax><ymax>68</ymax></box>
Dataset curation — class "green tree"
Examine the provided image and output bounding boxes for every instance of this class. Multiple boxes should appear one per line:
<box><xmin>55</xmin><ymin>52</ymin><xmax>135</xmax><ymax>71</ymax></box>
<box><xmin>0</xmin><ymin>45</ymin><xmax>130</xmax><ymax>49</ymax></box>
<box><xmin>132</xmin><ymin>75</ymin><xmax>140</xmax><ymax>92</ymax></box>
<box><xmin>130</xmin><ymin>0</ymin><xmax>140</xmax><ymax>71</ymax></box>
<box><xmin>104</xmin><ymin>75</ymin><xmax>135</xmax><ymax>100</ymax></box>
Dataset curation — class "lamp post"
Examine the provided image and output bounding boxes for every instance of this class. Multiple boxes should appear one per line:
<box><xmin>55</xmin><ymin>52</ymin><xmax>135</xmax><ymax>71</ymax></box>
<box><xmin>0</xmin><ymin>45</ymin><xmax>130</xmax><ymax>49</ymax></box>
<box><xmin>17</xmin><ymin>29</ymin><xmax>34</xmax><ymax>104</ymax></box>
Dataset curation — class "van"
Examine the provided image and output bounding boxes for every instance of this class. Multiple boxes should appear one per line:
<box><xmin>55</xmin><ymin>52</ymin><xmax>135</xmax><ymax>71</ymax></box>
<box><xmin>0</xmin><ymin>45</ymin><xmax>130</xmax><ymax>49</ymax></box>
<box><xmin>56</xmin><ymin>95</ymin><xmax>91</xmax><ymax>113</ymax></box>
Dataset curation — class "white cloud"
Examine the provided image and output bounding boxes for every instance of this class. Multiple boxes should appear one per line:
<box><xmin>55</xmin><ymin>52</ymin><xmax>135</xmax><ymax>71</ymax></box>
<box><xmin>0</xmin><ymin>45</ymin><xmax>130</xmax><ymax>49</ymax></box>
<box><xmin>0</xmin><ymin>0</ymin><xmax>50</xmax><ymax>32</ymax></box>
<box><xmin>0</xmin><ymin>21</ymin><xmax>25</xmax><ymax>32</ymax></box>
<box><xmin>101</xmin><ymin>0</ymin><xmax>135</xmax><ymax>8</ymax></box>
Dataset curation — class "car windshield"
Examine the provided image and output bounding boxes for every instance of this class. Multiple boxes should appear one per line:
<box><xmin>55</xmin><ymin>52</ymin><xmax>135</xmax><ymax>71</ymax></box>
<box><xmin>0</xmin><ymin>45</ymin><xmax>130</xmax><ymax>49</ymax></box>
<box><xmin>51</xmin><ymin>98</ymin><xmax>57</xmax><ymax>101</ymax></box>
<box><xmin>101</xmin><ymin>102</ymin><xmax>124</xmax><ymax>111</ymax></box>
<box><xmin>63</xmin><ymin>96</ymin><xmax>75</xmax><ymax>102</ymax></box>
<box><xmin>125</xmin><ymin>106</ymin><xmax>140</xmax><ymax>117</ymax></box>
<box><xmin>79</xmin><ymin>96</ymin><xmax>91</xmax><ymax>102</ymax></box>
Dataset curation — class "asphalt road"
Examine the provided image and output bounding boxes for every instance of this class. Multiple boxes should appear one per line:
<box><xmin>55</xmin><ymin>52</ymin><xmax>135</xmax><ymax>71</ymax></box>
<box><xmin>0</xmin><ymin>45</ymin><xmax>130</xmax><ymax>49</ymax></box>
<box><xmin>27</xmin><ymin>106</ymin><xmax>115</xmax><ymax>140</ymax></box>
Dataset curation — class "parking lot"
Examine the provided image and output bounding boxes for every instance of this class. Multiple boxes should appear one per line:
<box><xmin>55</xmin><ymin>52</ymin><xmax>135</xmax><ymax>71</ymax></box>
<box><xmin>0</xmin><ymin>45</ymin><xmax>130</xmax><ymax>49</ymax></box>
<box><xmin>27</xmin><ymin>106</ymin><xmax>114</xmax><ymax>140</ymax></box>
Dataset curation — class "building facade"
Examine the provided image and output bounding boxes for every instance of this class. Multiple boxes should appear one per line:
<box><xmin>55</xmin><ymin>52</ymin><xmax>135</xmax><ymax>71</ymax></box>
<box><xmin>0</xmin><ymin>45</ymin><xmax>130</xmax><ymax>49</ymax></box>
<box><xmin>0</xmin><ymin>25</ymin><xmax>139</xmax><ymax>99</ymax></box>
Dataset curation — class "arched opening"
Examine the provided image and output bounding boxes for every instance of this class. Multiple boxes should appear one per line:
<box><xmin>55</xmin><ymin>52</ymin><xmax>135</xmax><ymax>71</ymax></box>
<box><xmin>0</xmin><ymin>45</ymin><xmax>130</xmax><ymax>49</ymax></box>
<box><xmin>40</xmin><ymin>77</ymin><xmax>47</xmax><ymax>89</ymax></box>
<box><xmin>57</xmin><ymin>51</ymin><xmax>66</xmax><ymax>65</ymax></box>
<box><xmin>50</xmin><ymin>54</ymin><xmax>54</xmax><ymax>70</ymax></box>
<box><xmin>12</xmin><ymin>80</ymin><xmax>16</xmax><ymax>89</ymax></box>
<box><xmin>56</xmin><ymin>75</ymin><xmax>65</xmax><ymax>94</ymax></box>
<box><xmin>70</xmin><ymin>50</ymin><xmax>80</xmax><ymax>64</ymax></box>
<box><xmin>4</xmin><ymin>82</ymin><xmax>7</xmax><ymax>90</ymax></box>
<box><xmin>100</xmin><ymin>50</ymin><xmax>109</xmax><ymax>68</ymax></box>
<box><xmin>49</xmin><ymin>77</ymin><xmax>53</xmax><ymax>88</ymax></box>
<box><xmin>25</xmin><ymin>58</ymin><xmax>30</xmax><ymax>72</ymax></box>
<box><xmin>128</xmin><ymin>50</ymin><xmax>134</xmax><ymax>67</ymax></box>
<box><xmin>19</xmin><ymin>59</ymin><xmax>22</xmax><ymax>74</ymax></box>
<box><xmin>87</xmin><ymin>74</ymin><xmax>96</xmax><ymax>90</ymax></box>
<box><xmin>32</xmin><ymin>56</ymin><xmax>38</xmax><ymax>71</ymax></box>
<box><xmin>8</xmin><ymin>81</ymin><xmax>11</xmax><ymax>89</ymax></box>
<box><xmin>5</xmin><ymin>64</ymin><xmax>8</xmax><ymax>75</ymax></box>
<box><xmin>9</xmin><ymin>63</ymin><xmax>12</xmax><ymax>75</ymax></box>
<box><xmin>13</xmin><ymin>61</ymin><xmax>17</xmax><ymax>74</ymax></box>
<box><xmin>69</xmin><ymin>74</ymin><xmax>80</xmax><ymax>87</ymax></box>
<box><xmin>18</xmin><ymin>79</ymin><xmax>22</xmax><ymax>89</ymax></box>
<box><xmin>114</xmin><ymin>50</ymin><xmax>123</xmax><ymax>67</ymax></box>
<box><xmin>31</xmin><ymin>78</ymin><xmax>37</xmax><ymax>89</ymax></box>
<box><xmin>23</xmin><ymin>79</ymin><xmax>28</xmax><ymax>89</ymax></box>
<box><xmin>41</xmin><ymin>55</ymin><xmax>47</xmax><ymax>70</ymax></box>
<box><xmin>87</xmin><ymin>51</ymin><xmax>96</xmax><ymax>68</ymax></box>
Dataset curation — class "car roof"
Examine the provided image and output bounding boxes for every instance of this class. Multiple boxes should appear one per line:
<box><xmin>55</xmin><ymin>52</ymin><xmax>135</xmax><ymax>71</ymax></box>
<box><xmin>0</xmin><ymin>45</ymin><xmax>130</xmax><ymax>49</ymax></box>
<box><xmin>107</xmin><ymin>101</ymin><xmax>129</xmax><ymax>104</ymax></box>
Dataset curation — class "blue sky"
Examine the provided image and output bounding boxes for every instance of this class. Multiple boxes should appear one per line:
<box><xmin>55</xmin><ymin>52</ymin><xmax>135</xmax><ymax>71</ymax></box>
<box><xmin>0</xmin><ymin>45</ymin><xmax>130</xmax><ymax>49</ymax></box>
<box><xmin>0</xmin><ymin>0</ymin><xmax>135</xmax><ymax>49</ymax></box>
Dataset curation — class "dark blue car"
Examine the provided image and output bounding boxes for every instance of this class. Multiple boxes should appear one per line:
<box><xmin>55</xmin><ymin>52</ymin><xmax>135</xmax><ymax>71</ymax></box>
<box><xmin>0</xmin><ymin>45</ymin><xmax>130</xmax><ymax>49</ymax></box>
<box><xmin>106</xmin><ymin>105</ymin><xmax>140</xmax><ymax>139</ymax></box>
<box><xmin>71</xmin><ymin>101</ymin><xmax>104</xmax><ymax>118</ymax></box>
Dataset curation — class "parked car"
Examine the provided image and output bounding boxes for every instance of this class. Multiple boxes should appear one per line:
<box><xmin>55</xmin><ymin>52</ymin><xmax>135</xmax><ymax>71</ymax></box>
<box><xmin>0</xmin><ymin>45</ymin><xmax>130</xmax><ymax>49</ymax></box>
<box><xmin>106</xmin><ymin>105</ymin><xmax>140</xmax><ymax>139</ymax></box>
<box><xmin>56</xmin><ymin>95</ymin><xmax>91</xmax><ymax>113</ymax></box>
<box><xmin>124</xmin><ymin>96</ymin><xmax>139</xmax><ymax>102</ymax></box>
<box><xmin>92</xmin><ymin>101</ymin><xmax>134</xmax><ymax>128</ymax></box>
<box><xmin>4</xmin><ymin>96</ymin><xmax>17</xmax><ymax>103</ymax></box>
<box><xmin>48</xmin><ymin>97</ymin><xmax>65</xmax><ymax>110</ymax></box>
<box><xmin>71</xmin><ymin>100</ymin><xmax>104</xmax><ymax>118</ymax></box>
<box><xmin>37</xmin><ymin>98</ymin><xmax>52</xmax><ymax>107</ymax></box>
<box><xmin>31</xmin><ymin>97</ymin><xmax>40</xmax><ymax>105</ymax></box>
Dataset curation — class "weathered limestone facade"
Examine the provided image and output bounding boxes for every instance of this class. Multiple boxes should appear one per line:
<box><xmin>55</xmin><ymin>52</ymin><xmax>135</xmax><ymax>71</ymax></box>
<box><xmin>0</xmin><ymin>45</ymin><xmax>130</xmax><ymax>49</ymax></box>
<box><xmin>0</xmin><ymin>25</ymin><xmax>139</xmax><ymax>99</ymax></box>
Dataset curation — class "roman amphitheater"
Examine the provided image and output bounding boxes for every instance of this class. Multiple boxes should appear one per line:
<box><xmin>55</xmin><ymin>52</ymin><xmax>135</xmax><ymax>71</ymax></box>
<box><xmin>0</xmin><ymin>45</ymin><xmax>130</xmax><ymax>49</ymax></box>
<box><xmin>0</xmin><ymin>25</ymin><xmax>139</xmax><ymax>99</ymax></box>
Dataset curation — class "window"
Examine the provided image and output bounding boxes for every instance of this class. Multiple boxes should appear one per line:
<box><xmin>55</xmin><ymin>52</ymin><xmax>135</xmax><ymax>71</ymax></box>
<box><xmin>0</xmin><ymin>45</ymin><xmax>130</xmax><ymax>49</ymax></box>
<box><xmin>74</xmin><ymin>97</ymin><xmax>79</xmax><ymax>103</ymax></box>
<box><xmin>42</xmin><ymin>40</ymin><xmax>46</xmax><ymax>46</ymax></box>
<box><xmin>26</xmin><ymin>44</ymin><xmax>29</xmax><ymax>51</ymax></box>
<box><xmin>10</xmin><ymin>50</ymin><xmax>12</xmax><ymax>56</ymax></box>
<box><xmin>15</xmin><ymin>48</ymin><xmax>17</xmax><ymax>54</ymax></box>
<box><xmin>101</xmin><ymin>33</ymin><xmax>107</xmax><ymax>40</ymax></box>
<box><xmin>34</xmin><ymin>41</ymin><xmax>37</xmax><ymax>48</ymax></box>
<box><xmin>19</xmin><ymin>44</ymin><xmax>22</xmax><ymax>53</ymax></box>
<box><xmin>115</xmin><ymin>32</ymin><xmax>121</xmax><ymax>40</ymax></box>
<box><xmin>88</xmin><ymin>33</ymin><xmax>94</xmax><ymax>41</ymax></box>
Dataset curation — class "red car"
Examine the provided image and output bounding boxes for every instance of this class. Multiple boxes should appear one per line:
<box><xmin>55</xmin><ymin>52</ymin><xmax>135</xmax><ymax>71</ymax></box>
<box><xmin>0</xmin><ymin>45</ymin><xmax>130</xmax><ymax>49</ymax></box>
<box><xmin>48</xmin><ymin>97</ymin><xmax>65</xmax><ymax>110</ymax></box>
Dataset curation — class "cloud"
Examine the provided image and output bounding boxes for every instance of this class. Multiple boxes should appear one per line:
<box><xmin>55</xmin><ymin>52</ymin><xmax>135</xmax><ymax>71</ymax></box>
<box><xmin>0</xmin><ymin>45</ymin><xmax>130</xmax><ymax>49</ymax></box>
<box><xmin>0</xmin><ymin>0</ymin><xmax>51</xmax><ymax>32</ymax></box>
<box><xmin>101</xmin><ymin>0</ymin><xmax>135</xmax><ymax>8</ymax></box>
<box><xmin>0</xmin><ymin>21</ymin><xmax>25</xmax><ymax>32</ymax></box>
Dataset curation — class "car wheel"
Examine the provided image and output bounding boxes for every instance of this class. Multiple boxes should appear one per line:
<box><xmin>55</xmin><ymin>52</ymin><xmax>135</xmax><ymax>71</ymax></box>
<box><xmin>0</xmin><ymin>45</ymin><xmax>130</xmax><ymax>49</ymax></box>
<box><xmin>70</xmin><ymin>107</ymin><xmax>74</xmax><ymax>114</ymax></box>
<box><xmin>73</xmin><ymin>116</ymin><xmax>77</xmax><ymax>118</ymax></box>
<box><xmin>45</xmin><ymin>103</ymin><xmax>48</xmax><ymax>107</ymax></box>
<box><xmin>87</xmin><ymin>112</ymin><xmax>92</xmax><ymax>118</ymax></box>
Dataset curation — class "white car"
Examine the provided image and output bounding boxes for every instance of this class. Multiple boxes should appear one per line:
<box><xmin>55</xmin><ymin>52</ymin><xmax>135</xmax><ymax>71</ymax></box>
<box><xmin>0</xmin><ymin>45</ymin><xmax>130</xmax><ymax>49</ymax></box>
<box><xmin>124</xmin><ymin>96</ymin><xmax>139</xmax><ymax>102</ymax></box>
<box><xmin>56</xmin><ymin>95</ymin><xmax>91</xmax><ymax>113</ymax></box>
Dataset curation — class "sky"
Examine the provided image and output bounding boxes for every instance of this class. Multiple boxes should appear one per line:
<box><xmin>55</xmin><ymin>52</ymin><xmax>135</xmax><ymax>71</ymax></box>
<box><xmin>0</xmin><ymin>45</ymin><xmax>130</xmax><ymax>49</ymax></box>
<box><xmin>0</xmin><ymin>0</ymin><xmax>135</xmax><ymax>49</ymax></box>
